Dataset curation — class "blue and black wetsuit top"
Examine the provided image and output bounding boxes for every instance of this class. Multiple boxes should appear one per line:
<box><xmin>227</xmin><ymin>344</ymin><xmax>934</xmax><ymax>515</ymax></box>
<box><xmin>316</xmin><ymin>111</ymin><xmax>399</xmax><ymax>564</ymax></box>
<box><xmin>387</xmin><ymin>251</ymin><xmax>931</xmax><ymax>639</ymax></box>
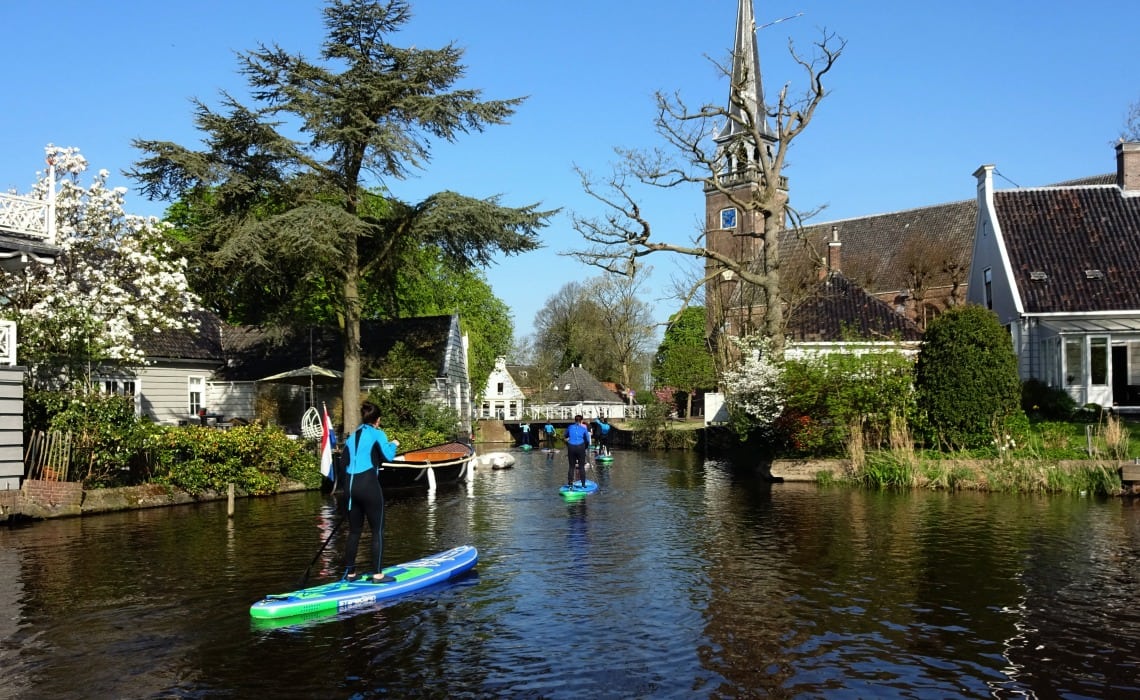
<box><xmin>566</xmin><ymin>421</ymin><xmax>590</xmax><ymax>446</ymax></box>
<box><xmin>342</xmin><ymin>424</ymin><xmax>398</xmax><ymax>509</ymax></box>
<box><xmin>344</xmin><ymin>424</ymin><xmax>398</xmax><ymax>474</ymax></box>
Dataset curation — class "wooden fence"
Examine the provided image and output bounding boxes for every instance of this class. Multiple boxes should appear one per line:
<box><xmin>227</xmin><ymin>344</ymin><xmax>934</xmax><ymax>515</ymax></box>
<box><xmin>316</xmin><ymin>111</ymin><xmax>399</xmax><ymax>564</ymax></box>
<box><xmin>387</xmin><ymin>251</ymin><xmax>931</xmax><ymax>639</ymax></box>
<box><xmin>24</xmin><ymin>429</ymin><xmax>72</xmax><ymax>481</ymax></box>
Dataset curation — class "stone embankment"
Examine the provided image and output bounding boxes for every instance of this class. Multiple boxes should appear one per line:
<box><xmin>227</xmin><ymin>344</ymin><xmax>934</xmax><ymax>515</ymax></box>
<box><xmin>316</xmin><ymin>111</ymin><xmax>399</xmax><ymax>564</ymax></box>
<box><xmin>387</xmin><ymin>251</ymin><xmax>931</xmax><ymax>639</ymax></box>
<box><xmin>1</xmin><ymin>479</ymin><xmax>311</xmax><ymax>523</ymax></box>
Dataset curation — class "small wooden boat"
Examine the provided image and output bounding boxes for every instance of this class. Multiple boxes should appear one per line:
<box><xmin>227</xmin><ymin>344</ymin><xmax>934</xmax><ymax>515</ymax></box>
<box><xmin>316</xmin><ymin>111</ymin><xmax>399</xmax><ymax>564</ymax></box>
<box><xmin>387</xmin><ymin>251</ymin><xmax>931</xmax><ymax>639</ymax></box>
<box><xmin>380</xmin><ymin>441</ymin><xmax>475</xmax><ymax>490</ymax></box>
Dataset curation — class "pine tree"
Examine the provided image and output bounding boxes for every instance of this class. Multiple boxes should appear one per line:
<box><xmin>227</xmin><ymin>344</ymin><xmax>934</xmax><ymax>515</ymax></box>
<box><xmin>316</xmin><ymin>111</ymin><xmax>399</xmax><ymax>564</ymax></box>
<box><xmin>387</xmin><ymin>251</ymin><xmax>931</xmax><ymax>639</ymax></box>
<box><xmin>131</xmin><ymin>0</ymin><xmax>553</xmax><ymax>430</ymax></box>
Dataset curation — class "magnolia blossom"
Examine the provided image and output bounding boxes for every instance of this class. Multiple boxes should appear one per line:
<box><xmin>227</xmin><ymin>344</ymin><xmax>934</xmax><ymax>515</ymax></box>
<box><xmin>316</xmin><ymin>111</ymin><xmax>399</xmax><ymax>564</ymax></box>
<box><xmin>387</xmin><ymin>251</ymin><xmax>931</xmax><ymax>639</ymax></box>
<box><xmin>720</xmin><ymin>334</ymin><xmax>784</xmax><ymax>426</ymax></box>
<box><xmin>3</xmin><ymin>145</ymin><xmax>197</xmax><ymax>381</ymax></box>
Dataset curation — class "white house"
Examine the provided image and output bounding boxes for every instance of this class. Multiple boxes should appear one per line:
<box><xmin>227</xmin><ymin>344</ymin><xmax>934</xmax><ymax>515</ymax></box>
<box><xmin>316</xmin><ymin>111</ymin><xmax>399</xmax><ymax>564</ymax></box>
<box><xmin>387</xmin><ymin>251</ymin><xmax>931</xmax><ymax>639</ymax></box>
<box><xmin>0</xmin><ymin>172</ymin><xmax>59</xmax><ymax>490</ymax></box>
<box><xmin>478</xmin><ymin>356</ymin><xmax>527</xmax><ymax>420</ymax></box>
<box><xmin>968</xmin><ymin>142</ymin><xmax>1140</xmax><ymax>408</ymax></box>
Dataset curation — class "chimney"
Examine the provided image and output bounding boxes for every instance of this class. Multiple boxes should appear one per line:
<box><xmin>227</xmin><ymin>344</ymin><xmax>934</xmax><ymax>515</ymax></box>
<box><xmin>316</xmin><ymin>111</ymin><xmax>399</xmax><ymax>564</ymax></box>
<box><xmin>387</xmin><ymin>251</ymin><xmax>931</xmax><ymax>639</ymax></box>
<box><xmin>827</xmin><ymin>225</ymin><xmax>842</xmax><ymax>273</ymax></box>
<box><xmin>1116</xmin><ymin>141</ymin><xmax>1140</xmax><ymax>193</ymax></box>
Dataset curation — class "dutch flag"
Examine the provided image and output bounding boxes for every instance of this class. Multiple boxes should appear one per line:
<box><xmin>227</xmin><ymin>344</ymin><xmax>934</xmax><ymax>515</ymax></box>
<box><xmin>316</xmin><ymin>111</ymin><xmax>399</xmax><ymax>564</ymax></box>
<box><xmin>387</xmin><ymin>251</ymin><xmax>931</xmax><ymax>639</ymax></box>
<box><xmin>319</xmin><ymin>403</ymin><xmax>336</xmax><ymax>479</ymax></box>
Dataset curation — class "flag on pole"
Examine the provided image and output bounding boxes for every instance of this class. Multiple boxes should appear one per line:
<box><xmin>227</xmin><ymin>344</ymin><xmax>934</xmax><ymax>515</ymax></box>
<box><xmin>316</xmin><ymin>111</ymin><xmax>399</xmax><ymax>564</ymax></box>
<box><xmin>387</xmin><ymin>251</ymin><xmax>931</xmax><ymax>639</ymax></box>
<box><xmin>319</xmin><ymin>403</ymin><xmax>337</xmax><ymax>479</ymax></box>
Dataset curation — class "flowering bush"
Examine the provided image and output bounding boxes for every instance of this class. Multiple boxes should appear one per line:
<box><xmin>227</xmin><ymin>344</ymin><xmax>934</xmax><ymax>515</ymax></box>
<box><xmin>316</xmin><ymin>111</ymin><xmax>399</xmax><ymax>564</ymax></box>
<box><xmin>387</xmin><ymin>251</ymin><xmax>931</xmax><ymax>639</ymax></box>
<box><xmin>779</xmin><ymin>350</ymin><xmax>917</xmax><ymax>456</ymax></box>
<box><xmin>774</xmin><ymin>411</ymin><xmax>830</xmax><ymax>454</ymax></box>
<box><xmin>3</xmin><ymin>146</ymin><xmax>197</xmax><ymax>387</ymax></box>
<box><xmin>719</xmin><ymin>334</ymin><xmax>783</xmax><ymax>437</ymax></box>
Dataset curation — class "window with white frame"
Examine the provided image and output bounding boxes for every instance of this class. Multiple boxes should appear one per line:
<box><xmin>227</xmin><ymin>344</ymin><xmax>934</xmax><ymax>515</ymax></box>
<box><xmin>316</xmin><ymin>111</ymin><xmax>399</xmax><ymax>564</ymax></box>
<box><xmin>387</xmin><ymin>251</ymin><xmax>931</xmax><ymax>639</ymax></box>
<box><xmin>1090</xmin><ymin>337</ymin><xmax>1108</xmax><ymax>386</ymax></box>
<box><xmin>1130</xmin><ymin>342</ymin><xmax>1140</xmax><ymax>384</ymax></box>
<box><xmin>97</xmin><ymin>377</ymin><xmax>137</xmax><ymax>397</ymax></box>
<box><xmin>1064</xmin><ymin>338</ymin><xmax>1083</xmax><ymax>386</ymax></box>
<box><xmin>188</xmin><ymin>376</ymin><xmax>205</xmax><ymax>415</ymax></box>
<box><xmin>96</xmin><ymin>376</ymin><xmax>141</xmax><ymax>416</ymax></box>
<box><xmin>1044</xmin><ymin>337</ymin><xmax>1060</xmax><ymax>387</ymax></box>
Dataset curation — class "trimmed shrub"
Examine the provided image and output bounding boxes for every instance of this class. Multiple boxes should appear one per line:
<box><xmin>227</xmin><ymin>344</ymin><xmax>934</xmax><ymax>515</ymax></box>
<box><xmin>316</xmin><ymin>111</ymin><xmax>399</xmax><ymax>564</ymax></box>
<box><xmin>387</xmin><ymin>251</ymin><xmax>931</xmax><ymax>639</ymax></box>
<box><xmin>914</xmin><ymin>305</ymin><xmax>1024</xmax><ymax>449</ymax></box>
<box><xmin>147</xmin><ymin>423</ymin><xmax>319</xmax><ymax>495</ymax></box>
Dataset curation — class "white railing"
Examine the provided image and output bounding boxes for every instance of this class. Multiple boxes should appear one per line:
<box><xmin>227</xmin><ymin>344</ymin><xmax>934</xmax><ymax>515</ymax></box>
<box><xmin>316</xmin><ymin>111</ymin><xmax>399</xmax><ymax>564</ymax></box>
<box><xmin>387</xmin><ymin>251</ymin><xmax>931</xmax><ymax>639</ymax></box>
<box><xmin>0</xmin><ymin>320</ymin><xmax>15</xmax><ymax>365</ymax></box>
<box><xmin>0</xmin><ymin>162</ymin><xmax>56</xmax><ymax>244</ymax></box>
<box><xmin>523</xmin><ymin>403</ymin><xmax>645</xmax><ymax>421</ymax></box>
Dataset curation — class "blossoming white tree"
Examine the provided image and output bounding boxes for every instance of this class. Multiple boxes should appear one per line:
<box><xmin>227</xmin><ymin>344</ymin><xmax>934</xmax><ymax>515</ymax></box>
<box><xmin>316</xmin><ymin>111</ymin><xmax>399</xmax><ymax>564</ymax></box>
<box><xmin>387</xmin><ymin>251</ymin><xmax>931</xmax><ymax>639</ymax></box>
<box><xmin>2</xmin><ymin>146</ymin><xmax>197</xmax><ymax>387</ymax></box>
<box><xmin>720</xmin><ymin>334</ymin><xmax>783</xmax><ymax>433</ymax></box>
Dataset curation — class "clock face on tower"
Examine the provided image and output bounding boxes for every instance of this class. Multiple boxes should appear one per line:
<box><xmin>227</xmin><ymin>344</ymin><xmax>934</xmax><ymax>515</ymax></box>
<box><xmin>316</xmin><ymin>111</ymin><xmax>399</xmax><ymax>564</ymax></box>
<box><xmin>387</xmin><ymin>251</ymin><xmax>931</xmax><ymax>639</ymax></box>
<box><xmin>720</xmin><ymin>207</ymin><xmax>737</xmax><ymax>229</ymax></box>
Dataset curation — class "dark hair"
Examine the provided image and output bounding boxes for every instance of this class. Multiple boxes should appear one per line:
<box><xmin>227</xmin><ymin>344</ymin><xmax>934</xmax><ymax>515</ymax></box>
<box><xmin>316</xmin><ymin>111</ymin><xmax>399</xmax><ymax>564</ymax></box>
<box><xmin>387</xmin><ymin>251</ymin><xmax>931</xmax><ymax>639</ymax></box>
<box><xmin>361</xmin><ymin>401</ymin><xmax>381</xmax><ymax>425</ymax></box>
<box><xmin>574</xmin><ymin>414</ymin><xmax>583</xmax><ymax>422</ymax></box>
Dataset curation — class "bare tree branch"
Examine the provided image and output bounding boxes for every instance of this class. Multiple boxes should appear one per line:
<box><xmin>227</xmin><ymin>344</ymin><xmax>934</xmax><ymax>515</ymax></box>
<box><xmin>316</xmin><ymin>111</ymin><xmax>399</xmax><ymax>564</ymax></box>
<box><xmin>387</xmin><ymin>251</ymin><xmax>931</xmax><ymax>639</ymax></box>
<box><xmin>566</xmin><ymin>29</ymin><xmax>845</xmax><ymax>357</ymax></box>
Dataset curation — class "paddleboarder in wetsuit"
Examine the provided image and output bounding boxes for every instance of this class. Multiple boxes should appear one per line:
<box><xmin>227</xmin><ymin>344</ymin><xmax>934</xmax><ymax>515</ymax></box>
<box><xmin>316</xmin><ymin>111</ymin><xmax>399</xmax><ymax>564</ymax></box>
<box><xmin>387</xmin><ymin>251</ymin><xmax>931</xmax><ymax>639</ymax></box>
<box><xmin>593</xmin><ymin>417</ymin><xmax>611</xmax><ymax>455</ymax></box>
<box><xmin>565</xmin><ymin>414</ymin><xmax>591</xmax><ymax>488</ymax></box>
<box><xmin>342</xmin><ymin>401</ymin><xmax>400</xmax><ymax>582</ymax></box>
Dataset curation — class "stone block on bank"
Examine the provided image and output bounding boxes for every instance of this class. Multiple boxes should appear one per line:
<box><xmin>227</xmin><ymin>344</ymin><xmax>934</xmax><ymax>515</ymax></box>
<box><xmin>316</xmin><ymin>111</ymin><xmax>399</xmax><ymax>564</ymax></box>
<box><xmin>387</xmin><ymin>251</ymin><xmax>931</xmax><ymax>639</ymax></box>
<box><xmin>769</xmin><ymin>459</ymin><xmax>848</xmax><ymax>481</ymax></box>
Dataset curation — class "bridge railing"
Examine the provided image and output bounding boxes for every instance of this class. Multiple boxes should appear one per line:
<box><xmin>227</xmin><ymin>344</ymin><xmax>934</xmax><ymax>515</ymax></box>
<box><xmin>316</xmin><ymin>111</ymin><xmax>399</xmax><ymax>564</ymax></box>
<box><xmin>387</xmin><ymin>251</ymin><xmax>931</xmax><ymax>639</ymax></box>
<box><xmin>522</xmin><ymin>403</ymin><xmax>645</xmax><ymax>421</ymax></box>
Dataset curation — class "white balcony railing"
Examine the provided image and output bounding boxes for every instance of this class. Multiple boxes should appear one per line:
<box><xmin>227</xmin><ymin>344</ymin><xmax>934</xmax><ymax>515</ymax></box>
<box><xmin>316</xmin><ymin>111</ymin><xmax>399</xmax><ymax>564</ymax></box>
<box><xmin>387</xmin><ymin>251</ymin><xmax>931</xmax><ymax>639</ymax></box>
<box><xmin>0</xmin><ymin>161</ymin><xmax>56</xmax><ymax>244</ymax></box>
<box><xmin>0</xmin><ymin>320</ymin><xmax>16</xmax><ymax>366</ymax></box>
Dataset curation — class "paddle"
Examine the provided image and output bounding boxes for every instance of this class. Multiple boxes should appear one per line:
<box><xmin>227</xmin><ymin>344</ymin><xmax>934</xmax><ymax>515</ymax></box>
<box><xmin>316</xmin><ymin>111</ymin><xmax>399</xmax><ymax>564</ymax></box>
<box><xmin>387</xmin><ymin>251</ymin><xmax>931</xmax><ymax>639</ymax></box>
<box><xmin>297</xmin><ymin>516</ymin><xmax>344</xmax><ymax>587</ymax></box>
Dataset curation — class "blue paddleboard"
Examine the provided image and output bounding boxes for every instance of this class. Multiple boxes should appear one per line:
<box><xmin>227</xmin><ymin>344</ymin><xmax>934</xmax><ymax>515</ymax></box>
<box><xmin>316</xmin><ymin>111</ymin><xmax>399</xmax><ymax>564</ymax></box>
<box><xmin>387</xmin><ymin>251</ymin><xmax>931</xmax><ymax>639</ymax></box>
<box><xmin>250</xmin><ymin>545</ymin><xmax>477</xmax><ymax>621</ymax></box>
<box><xmin>560</xmin><ymin>480</ymin><xmax>598</xmax><ymax>497</ymax></box>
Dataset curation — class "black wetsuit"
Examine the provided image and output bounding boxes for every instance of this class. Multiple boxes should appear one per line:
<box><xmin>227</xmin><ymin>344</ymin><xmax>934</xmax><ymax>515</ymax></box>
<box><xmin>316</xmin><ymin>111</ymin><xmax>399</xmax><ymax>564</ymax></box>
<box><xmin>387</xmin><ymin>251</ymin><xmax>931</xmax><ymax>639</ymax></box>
<box><xmin>341</xmin><ymin>424</ymin><xmax>397</xmax><ymax>576</ymax></box>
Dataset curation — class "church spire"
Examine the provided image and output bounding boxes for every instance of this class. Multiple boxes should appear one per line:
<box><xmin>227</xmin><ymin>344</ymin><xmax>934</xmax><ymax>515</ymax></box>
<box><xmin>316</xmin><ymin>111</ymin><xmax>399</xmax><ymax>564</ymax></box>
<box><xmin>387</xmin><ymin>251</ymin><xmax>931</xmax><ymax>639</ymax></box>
<box><xmin>717</xmin><ymin>0</ymin><xmax>775</xmax><ymax>147</ymax></box>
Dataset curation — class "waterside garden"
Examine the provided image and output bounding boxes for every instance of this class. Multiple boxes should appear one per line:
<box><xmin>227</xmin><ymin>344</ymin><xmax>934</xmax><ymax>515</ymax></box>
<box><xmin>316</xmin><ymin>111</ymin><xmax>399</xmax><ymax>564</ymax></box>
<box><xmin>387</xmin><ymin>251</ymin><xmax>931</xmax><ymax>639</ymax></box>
<box><xmin>16</xmin><ymin>306</ymin><xmax>1140</xmax><ymax>507</ymax></box>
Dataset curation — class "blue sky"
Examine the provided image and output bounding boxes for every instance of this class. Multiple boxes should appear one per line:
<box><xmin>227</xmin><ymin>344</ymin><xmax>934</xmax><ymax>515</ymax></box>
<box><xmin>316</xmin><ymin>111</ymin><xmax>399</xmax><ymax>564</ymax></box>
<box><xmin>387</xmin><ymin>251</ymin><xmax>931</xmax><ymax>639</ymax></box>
<box><xmin>3</xmin><ymin>1</ymin><xmax>1139</xmax><ymax>344</ymax></box>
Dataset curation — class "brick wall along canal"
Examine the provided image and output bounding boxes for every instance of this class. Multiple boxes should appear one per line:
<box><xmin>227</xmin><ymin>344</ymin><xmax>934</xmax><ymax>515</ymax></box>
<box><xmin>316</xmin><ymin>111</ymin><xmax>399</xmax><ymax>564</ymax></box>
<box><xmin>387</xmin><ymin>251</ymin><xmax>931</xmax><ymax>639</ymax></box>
<box><xmin>2</xmin><ymin>449</ymin><xmax>1139</xmax><ymax>698</ymax></box>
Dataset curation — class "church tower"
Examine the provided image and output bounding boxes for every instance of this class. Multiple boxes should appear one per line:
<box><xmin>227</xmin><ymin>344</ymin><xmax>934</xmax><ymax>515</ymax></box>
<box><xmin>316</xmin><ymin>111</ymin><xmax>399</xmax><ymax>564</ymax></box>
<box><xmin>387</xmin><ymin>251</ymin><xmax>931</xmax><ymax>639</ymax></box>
<box><xmin>704</xmin><ymin>0</ymin><xmax>787</xmax><ymax>340</ymax></box>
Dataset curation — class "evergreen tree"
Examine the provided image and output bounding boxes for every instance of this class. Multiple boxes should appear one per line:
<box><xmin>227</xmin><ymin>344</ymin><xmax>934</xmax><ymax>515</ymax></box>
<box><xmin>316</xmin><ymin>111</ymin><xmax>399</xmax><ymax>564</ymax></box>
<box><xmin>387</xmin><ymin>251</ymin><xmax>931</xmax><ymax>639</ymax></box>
<box><xmin>914</xmin><ymin>305</ymin><xmax>1023</xmax><ymax>449</ymax></box>
<box><xmin>130</xmin><ymin>0</ymin><xmax>553</xmax><ymax>430</ymax></box>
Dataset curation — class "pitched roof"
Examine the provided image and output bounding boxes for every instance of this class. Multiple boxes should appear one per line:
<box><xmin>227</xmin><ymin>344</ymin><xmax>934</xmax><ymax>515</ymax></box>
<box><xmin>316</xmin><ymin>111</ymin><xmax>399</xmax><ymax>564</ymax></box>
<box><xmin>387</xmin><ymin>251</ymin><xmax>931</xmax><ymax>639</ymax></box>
<box><xmin>786</xmin><ymin>200</ymin><xmax>977</xmax><ymax>295</ymax></box>
<box><xmin>786</xmin><ymin>272</ymin><xmax>923</xmax><ymax>342</ymax></box>
<box><xmin>1045</xmin><ymin>173</ymin><xmax>1114</xmax><ymax>187</ymax></box>
<box><xmin>995</xmin><ymin>185</ymin><xmax>1140</xmax><ymax>313</ymax></box>
<box><xmin>136</xmin><ymin>309</ymin><xmax>224</xmax><ymax>362</ymax></box>
<box><xmin>214</xmin><ymin>315</ymin><xmax>457</xmax><ymax>381</ymax></box>
<box><xmin>547</xmin><ymin>365</ymin><xmax>624</xmax><ymax>405</ymax></box>
<box><xmin>505</xmin><ymin>363</ymin><xmax>541</xmax><ymax>396</ymax></box>
<box><xmin>781</xmin><ymin>173</ymin><xmax>1111</xmax><ymax>300</ymax></box>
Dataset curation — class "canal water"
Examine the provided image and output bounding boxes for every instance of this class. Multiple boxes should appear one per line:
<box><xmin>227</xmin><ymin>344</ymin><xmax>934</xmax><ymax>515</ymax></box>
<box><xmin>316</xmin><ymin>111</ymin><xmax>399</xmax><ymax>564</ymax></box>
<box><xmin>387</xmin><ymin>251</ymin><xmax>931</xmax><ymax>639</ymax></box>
<box><xmin>2</xmin><ymin>449</ymin><xmax>1139</xmax><ymax>698</ymax></box>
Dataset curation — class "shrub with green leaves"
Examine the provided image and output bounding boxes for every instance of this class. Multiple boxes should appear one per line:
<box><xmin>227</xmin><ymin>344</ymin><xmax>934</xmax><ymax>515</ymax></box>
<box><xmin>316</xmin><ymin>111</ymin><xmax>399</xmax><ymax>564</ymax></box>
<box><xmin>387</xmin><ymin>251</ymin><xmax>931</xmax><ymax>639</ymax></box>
<box><xmin>1022</xmin><ymin>378</ymin><xmax>1076</xmax><ymax>421</ymax></box>
<box><xmin>42</xmin><ymin>391</ymin><xmax>158</xmax><ymax>487</ymax></box>
<box><xmin>779</xmin><ymin>350</ymin><xmax>916</xmax><ymax>456</ymax></box>
<box><xmin>362</xmin><ymin>341</ymin><xmax>462</xmax><ymax>445</ymax></box>
<box><xmin>147</xmin><ymin>423</ymin><xmax>319</xmax><ymax>495</ymax></box>
<box><xmin>914</xmin><ymin>305</ymin><xmax>1024</xmax><ymax>449</ymax></box>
